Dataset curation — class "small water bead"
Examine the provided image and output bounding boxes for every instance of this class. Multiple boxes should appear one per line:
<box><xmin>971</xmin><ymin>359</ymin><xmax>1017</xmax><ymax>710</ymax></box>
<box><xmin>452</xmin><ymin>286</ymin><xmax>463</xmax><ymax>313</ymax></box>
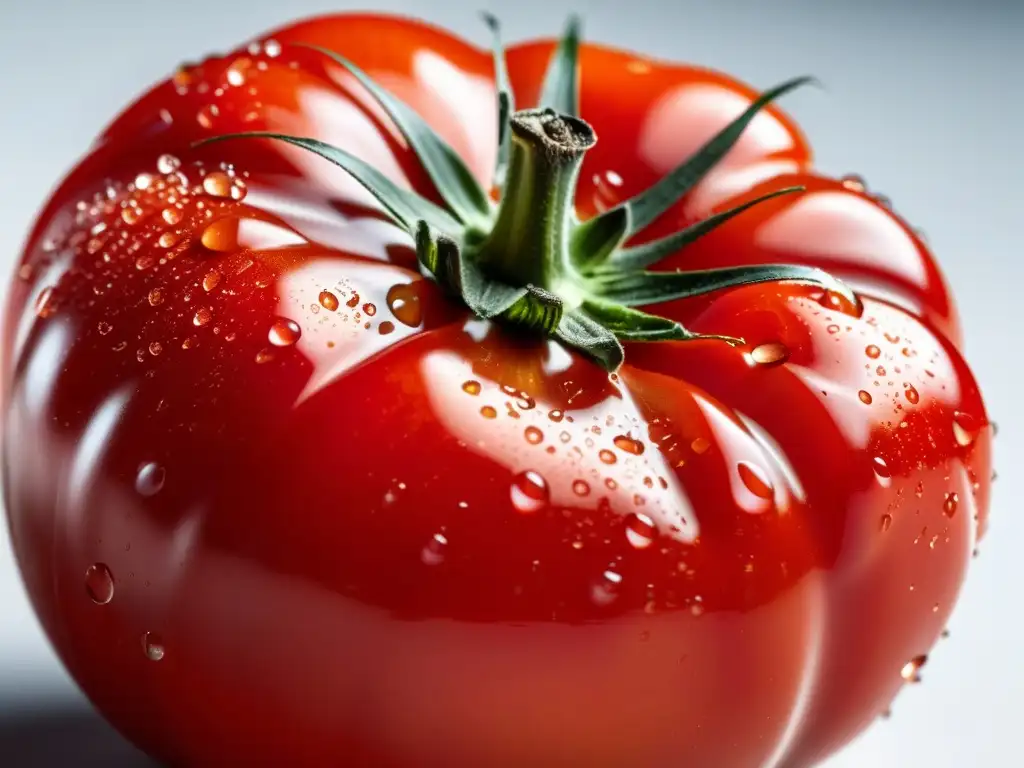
<box><xmin>750</xmin><ymin>342</ymin><xmax>789</xmax><ymax>366</ymax></box>
<box><xmin>421</xmin><ymin>533</ymin><xmax>448</xmax><ymax>566</ymax></box>
<box><xmin>737</xmin><ymin>462</ymin><xmax>774</xmax><ymax>500</ymax></box>
<box><xmin>161</xmin><ymin>207</ymin><xmax>182</xmax><ymax>226</ymax></box>
<box><xmin>943</xmin><ymin>492</ymin><xmax>959</xmax><ymax>518</ymax></box>
<box><xmin>362</xmin><ymin>302</ymin><xmax>377</xmax><ymax>317</ymax></box>
<box><xmin>598</xmin><ymin>449</ymin><xmax>617</xmax><ymax>465</ymax></box>
<box><xmin>158</xmin><ymin>232</ymin><xmax>179</xmax><ymax>249</ymax></box>
<box><xmin>202</xmin><ymin>171</ymin><xmax>232</xmax><ymax>198</ymax></box>
<box><xmin>268</xmin><ymin>319</ymin><xmax>301</xmax><ymax>347</ymax></box>
<box><xmin>691</xmin><ymin>437</ymin><xmax>710</xmax><ymax>454</ymax></box>
<box><xmin>319</xmin><ymin>290</ymin><xmax>339</xmax><ymax>311</ymax></box>
<box><xmin>200</xmin><ymin>217</ymin><xmax>239</xmax><ymax>252</ymax></box>
<box><xmin>121</xmin><ymin>207</ymin><xmax>141</xmax><ymax>224</ymax></box>
<box><xmin>591</xmin><ymin>569</ymin><xmax>622</xmax><ymax>607</ymax></box>
<box><xmin>613</xmin><ymin>435</ymin><xmax>645</xmax><ymax>455</ymax></box>
<box><xmin>572</xmin><ymin>480</ymin><xmax>590</xmax><ymax>497</ymax></box>
<box><xmin>605</xmin><ymin>478</ymin><xmax>618</xmax><ymax>491</ymax></box>
<box><xmin>255</xmin><ymin>348</ymin><xmax>274</xmax><ymax>364</ymax></box>
<box><xmin>156</xmin><ymin>154</ymin><xmax>181</xmax><ymax>174</ymax></box>
<box><xmin>34</xmin><ymin>286</ymin><xmax>57</xmax><ymax>318</ymax></box>
<box><xmin>148</xmin><ymin>341</ymin><xmax>163</xmax><ymax>356</ymax></box>
<box><xmin>480</xmin><ymin>405</ymin><xmax>497</xmax><ymax>419</ymax></box>
<box><xmin>510</xmin><ymin>470</ymin><xmax>549</xmax><ymax>513</ymax></box>
<box><xmin>135</xmin><ymin>462</ymin><xmax>166</xmax><ymax>496</ymax></box>
<box><xmin>462</xmin><ymin>380</ymin><xmax>481</xmax><ymax>395</ymax></box>
<box><xmin>193</xmin><ymin>308</ymin><xmax>212</xmax><ymax>326</ymax></box>
<box><xmin>345</xmin><ymin>292</ymin><xmax>360</xmax><ymax>308</ymax></box>
<box><xmin>880</xmin><ymin>514</ymin><xmax>893</xmax><ymax>532</ymax></box>
<box><xmin>952</xmin><ymin>412</ymin><xmax>977</xmax><ymax>447</ymax></box>
<box><xmin>85</xmin><ymin>563</ymin><xmax>115</xmax><ymax>605</ymax></box>
<box><xmin>876</xmin><ymin>366</ymin><xmax>886</xmax><ymax>377</ymax></box>
<box><xmin>142</xmin><ymin>632</ymin><xmax>166</xmax><ymax>661</ymax></box>
<box><xmin>827</xmin><ymin>324</ymin><xmax>841</xmax><ymax>335</ymax></box>
<box><xmin>196</xmin><ymin>104</ymin><xmax>219</xmax><ymax>128</ymax></box>
<box><xmin>548</xmin><ymin>409</ymin><xmax>564</xmax><ymax>423</ymax></box>
<box><xmin>841</xmin><ymin>174</ymin><xmax>867</xmax><ymax>193</ymax></box>
<box><xmin>134</xmin><ymin>173</ymin><xmax>154</xmax><ymax>190</ymax></box>
<box><xmin>386</xmin><ymin>283</ymin><xmax>422</xmax><ymax>326</ymax></box>
<box><xmin>225</xmin><ymin>57</ymin><xmax>251</xmax><ymax>86</ymax></box>
<box><xmin>202</xmin><ymin>270</ymin><xmax>221</xmax><ymax>292</ymax></box>
<box><xmin>872</xmin><ymin>457</ymin><xmax>892</xmax><ymax>485</ymax></box>
<box><xmin>625</xmin><ymin>512</ymin><xmax>657</xmax><ymax>549</ymax></box>
<box><xmin>263</xmin><ymin>39</ymin><xmax>282</xmax><ymax>57</ymax></box>
<box><xmin>904</xmin><ymin>385</ymin><xmax>920</xmax><ymax>404</ymax></box>
<box><xmin>230</xmin><ymin>180</ymin><xmax>247</xmax><ymax>201</ymax></box>
<box><xmin>145</xmin><ymin>288</ymin><xmax>163</xmax><ymax>307</ymax></box>
<box><xmin>866</xmin><ymin>344</ymin><xmax>881</xmax><ymax>359</ymax></box>
<box><xmin>96</xmin><ymin>321</ymin><xmax>113</xmax><ymax>336</ymax></box>
<box><xmin>858</xmin><ymin>390</ymin><xmax>873</xmax><ymax>404</ymax></box>
<box><xmin>524</xmin><ymin>426</ymin><xmax>544</xmax><ymax>445</ymax></box>
<box><xmin>901</xmin><ymin>654</ymin><xmax>927</xmax><ymax>683</ymax></box>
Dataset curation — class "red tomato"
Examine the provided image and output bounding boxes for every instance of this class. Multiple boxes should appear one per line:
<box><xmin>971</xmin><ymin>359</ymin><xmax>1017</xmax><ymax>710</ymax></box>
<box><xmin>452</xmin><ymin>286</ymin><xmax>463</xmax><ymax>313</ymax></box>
<box><xmin>1</xmin><ymin>13</ymin><xmax>990</xmax><ymax>767</ymax></box>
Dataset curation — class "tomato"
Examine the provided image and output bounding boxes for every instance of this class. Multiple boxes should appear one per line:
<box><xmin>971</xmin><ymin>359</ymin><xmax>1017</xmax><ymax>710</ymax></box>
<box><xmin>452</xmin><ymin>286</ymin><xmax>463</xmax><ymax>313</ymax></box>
<box><xmin>1</xmin><ymin>12</ymin><xmax>990</xmax><ymax>768</ymax></box>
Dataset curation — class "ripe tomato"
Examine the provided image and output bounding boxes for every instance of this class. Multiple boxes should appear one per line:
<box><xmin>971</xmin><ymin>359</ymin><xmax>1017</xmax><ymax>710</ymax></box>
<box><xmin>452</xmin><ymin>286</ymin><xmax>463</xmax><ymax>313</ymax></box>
<box><xmin>2</xmin><ymin>12</ymin><xmax>990</xmax><ymax>768</ymax></box>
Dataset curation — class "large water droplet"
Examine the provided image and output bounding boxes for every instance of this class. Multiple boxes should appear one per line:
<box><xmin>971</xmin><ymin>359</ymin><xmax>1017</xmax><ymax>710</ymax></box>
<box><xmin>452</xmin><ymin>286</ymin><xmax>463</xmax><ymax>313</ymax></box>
<box><xmin>943</xmin><ymin>492</ymin><xmax>959</xmax><ymax>518</ymax></box>
<box><xmin>865</xmin><ymin>344</ymin><xmax>881</xmax><ymax>359</ymax></box>
<box><xmin>872</xmin><ymin>456</ymin><xmax>892</xmax><ymax>485</ymax></box>
<box><xmin>625</xmin><ymin>512</ymin><xmax>657</xmax><ymax>549</ymax></box>
<box><xmin>136</xmin><ymin>462</ymin><xmax>166</xmax><ymax>496</ymax></box>
<box><xmin>901</xmin><ymin>654</ymin><xmax>927</xmax><ymax>683</ymax></box>
<box><xmin>143</xmin><ymin>632</ymin><xmax>166</xmax><ymax>661</ymax></box>
<box><xmin>524</xmin><ymin>426</ymin><xmax>544</xmax><ymax>445</ymax></box>
<box><xmin>319</xmin><ymin>290</ymin><xmax>339</xmax><ymax>311</ymax></box>
<box><xmin>952</xmin><ymin>412</ymin><xmax>977</xmax><ymax>447</ymax></box>
<box><xmin>421</xmin><ymin>533</ymin><xmax>448</xmax><ymax>565</ymax></box>
<box><xmin>85</xmin><ymin>563</ymin><xmax>114</xmax><ymax>605</ymax></box>
<box><xmin>590</xmin><ymin>569</ymin><xmax>622</xmax><ymax>607</ymax></box>
<box><xmin>480</xmin><ymin>405</ymin><xmax>497</xmax><ymax>419</ymax></box>
<box><xmin>202</xmin><ymin>270</ymin><xmax>221</xmax><ymax>292</ymax></box>
<box><xmin>511</xmin><ymin>470</ymin><xmax>549</xmax><ymax>514</ymax></box>
<box><xmin>156</xmin><ymin>154</ymin><xmax>181</xmax><ymax>174</ymax></box>
<box><xmin>598</xmin><ymin>449</ymin><xmax>617</xmax><ymax>465</ymax></box>
<box><xmin>462</xmin><ymin>380</ymin><xmax>481</xmax><ymax>395</ymax></box>
<box><xmin>386</xmin><ymin>283</ymin><xmax>422</xmax><ymax>327</ymax></box>
<box><xmin>193</xmin><ymin>308</ymin><xmax>212</xmax><ymax>327</ymax></box>
<box><xmin>200</xmin><ymin>217</ymin><xmax>239</xmax><ymax>252</ymax></box>
<box><xmin>613</xmin><ymin>435</ymin><xmax>645</xmax><ymax>455</ymax></box>
<box><xmin>268</xmin><ymin>319</ymin><xmax>301</xmax><ymax>347</ymax></box>
<box><xmin>738</xmin><ymin>462</ymin><xmax>774</xmax><ymax>499</ymax></box>
<box><xmin>904</xmin><ymin>384</ymin><xmax>920</xmax><ymax>405</ymax></box>
<box><xmin>750</xmin><ymin>342</ymin><xmax>789</xmax><ymax>366</ymax></box>
<box><xmin>859</xmin><ymin>390</ymin><xmax>873</xmax><ymax>404</ymax></box>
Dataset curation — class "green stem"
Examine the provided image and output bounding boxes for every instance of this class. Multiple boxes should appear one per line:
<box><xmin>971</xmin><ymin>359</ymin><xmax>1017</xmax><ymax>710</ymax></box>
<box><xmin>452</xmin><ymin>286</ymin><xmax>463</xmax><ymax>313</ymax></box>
<box><xmin>472</xmin><ymin>108</ymin><xmax>595</xmax><ymax>289</ymax></box>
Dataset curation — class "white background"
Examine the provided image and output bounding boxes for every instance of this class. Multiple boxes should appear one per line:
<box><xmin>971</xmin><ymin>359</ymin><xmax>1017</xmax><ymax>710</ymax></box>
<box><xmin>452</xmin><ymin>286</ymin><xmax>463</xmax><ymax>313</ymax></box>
<box><xmin>1</xmin><ymin>0</ymin><xmax>1021</xmax><ymax>765</ymax></box>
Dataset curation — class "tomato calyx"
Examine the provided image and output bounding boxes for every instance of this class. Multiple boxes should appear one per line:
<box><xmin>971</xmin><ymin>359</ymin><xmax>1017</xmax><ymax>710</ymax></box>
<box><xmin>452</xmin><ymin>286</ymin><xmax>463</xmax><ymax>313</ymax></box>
<box><xmin>197</xmin><ymin>15</ymin><xmax>856</xmax><ymax>370</ymax></box>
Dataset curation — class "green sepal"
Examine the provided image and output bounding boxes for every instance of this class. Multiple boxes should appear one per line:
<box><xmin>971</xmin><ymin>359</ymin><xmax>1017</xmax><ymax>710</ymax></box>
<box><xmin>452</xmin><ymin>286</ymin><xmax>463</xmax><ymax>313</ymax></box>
<box><xmin>296</xmin><ymin>44</ymin><xmax>491</xmax><ymax>226</ymax></box>
<box><xmin>603</xmin><ymin>186</ymin><xmax>804</xmax><ymax>272</ymax></box>
<box><xmin>587</xmin><ymin>76</ymin><xmax>814</xmax><ymax>239</ymax></box>
<box><xmin>571</xmin><ymin>205</ymin><xmax>630</xmax><ymax>270</ymax></box>
<box><xmin>196</xmin><ymin>133</ymin><xmax>461</xmax><ymax>235</ymax></box>
<box><xmin>482</xmin><ymin>13</ymin><xmax>515</xmax><ymax>189</ymax></box>
<box><xmin>584</xmin><ymin>299</ymin><xmax>743</xmax><ymax>345</ymax></box>
<box><xmin>554</xmin><ymin>308</ymin><xmax>624</xmax><ymax>370</ymax></box>
<box><xmin>538</xmin><ymin>15</ymin><xmax>582</xmax><ymax>116</ymax></box>
<box><xmin>587</xmin><ymin>263</ymin><xmax>855</xmax><ymax>307</ymax></box>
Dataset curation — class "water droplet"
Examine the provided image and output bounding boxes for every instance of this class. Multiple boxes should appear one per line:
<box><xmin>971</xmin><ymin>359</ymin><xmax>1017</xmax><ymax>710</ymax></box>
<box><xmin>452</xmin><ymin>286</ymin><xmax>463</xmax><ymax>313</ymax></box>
<box><xmin>148</xmin><ymin>341</ymin><xmax>163</xmax><ymax>356</ymax></box>
<box><xmin>225</xmin><ymin>57</ymin><xmax>251</xmax><ymax>86</ymax></box>
<box><xmin>386</xmin><ymin>283</ymin><xmax>422</xmax><ymax>327</ymax></box>
<box><xmin>866</xmin><ymin>344</ymin><xmax>881</xmax><ymax>359</ymax></box>
<box><xmin>738</xmin><ymin>462</ymin><xmax>774</xmax><ymax>499</ymax></box>
<box><xmin>202</xmin><ymin>171</ymin><xmax>232</xmax><ymax>198</ymax></box>
<box><xmin>148</xmin><ymin>288</ymin><xmax>164</xmax><ymax>306</ymax></box>
<box><xmin>345</xmin><ymin>292</ymin><xmax>360</xmax><ymax>308</ymax></box>
<box><xmin>193</xmin><ymin>308</ymin><xmax>212</xmax><ymax>326</ymax></box>
<box><xmin>200</xmin><ymin>270</ymin><xmax>222</xmax><ymax>292</ymax></box>
<box><xmin>255</xmin><ymin>348</ymin><xmax>274</xmax><ymax>364</ymax></box>
<box><xmin>572</xmin><ymin>479</ymin><xmax>590</xmax><ymax>497</ymax></box>
<box><xmin>34</xmin><ymin>286</ymin><xmax>57</xmax><ymax>318</ymax></box>
<box><xmin>943</xmin><ymin>492</ymin><xmax>959</xmax><ymax>517</ymax></box>
<box><xmin>200</xmin><ymin>217</ymin><xmax>239</xmax><ymax>251</ymax></box>
<box><xmin>268</xmin><ymin>318</ymin><xmax>301</xmax><ymax>347</ymax></box>
<box><xmin>872</xmin><ymin>456</ymin><xmax>892</xmax><ymax>484</ymax></box>
<box><xmin>230</xmin><ymin>180</ymin><xmax>247</xmax><ymax>201</ymax></box>
<box><xmin>625</xmin><ymin>512</ymin><xmax>657</xmax><ymax>549</ymax></box>
<box><xmin>480</xmin><ymin>405</ymin><xmax>497</xmax><ymax>419</ymax></box>
<box><xmin>510</xmin><ymin>470</ymin><xmax>549</xmax><ymax>514</ymax></box>
<box><xmin>591</xmin><ymin>569</ymin><xmax>622</xmax><ymax>607</ymax></box>
<box><xmin>196</xmin><ymin>104</ymin><xmax>219</xmax><ymax>128</ymax></box>
<box><xmin>362</xmin><ymin>302</ymin><xmax>376</xmax><ymax>317</ymax></box>
<box><xmin>85</xmin><ymin>563</ymin><xmax>114</xmax><ymax>605</ymax></box>
<box><xmin>880</xmin><ymin>513</ymin><xmax>893</xmax><ymax>532</ymax></box>
<box><xmin>859</xmin><ymin>390</ymin><xmax>873</xmax><ymax>404</ymax></box>
<box><xmin>691</xmin><ymin>437</ymin><xmax>710</xmax><ymax>454</ymax></box>
<box><xmin>462</xmin><ymin>380</ymin><xmax>481</xmax><ymax>395</ymax></box>
<box><xmin>143</xmin><ymin>632</ymin><xmax>165</xmax><ymax>661</ymax></box>
<box><xmin>952</xmin><ymin>412</ymin><xmax>977</xmax><ymax>447</ymax></box>
<box><xmin>598</xmin><ymin>449</ymin><xmax>617</xmax><ymax>465</ymax></box>
<box><xmin>319</xmin><ymin>290</ymin><xmax>339</xmax><ymax>311</ymax></box>
<box><xmin>157</xmin><ymin>232</ymin><xmax>178</xmax><ymax>249</ymax></box>
<box><xmin>135</xmin><ymin>462</ymin><xmax>166</xmax><ymax>496</ymax></box>
<box><xmin>96</xmin><ymin>321</ymin><xmax>113</xmax><ymax>336</ymax></box>
<box><xmin>156</xmin><ymin>154</ymin><xmax>181</xmax><ymax>174</ymax></box>
<box><xmin>750</xmin><ymin>342</ymin><xmax>789</xmax><ymax>366</ymax></box>
<box><xmin>524</xmin><ymin>426</ymin><xmax>544</xmax><ymax>445</ymax></box>
<box><xmin>613</xmin><ymin>435</ymin><xmax>645</xmax><ymax>455</ymax></box>
<box><xmin>841</xmin><ymin>174</ymin><xmax>867</xmax><ymax>193</ymax></box>
<box><xmin>134</xmin><ymin>173</ymin><xmax>154</xmax><ymax>190</ymax></box>
<box><xmin>827</xmin><ymin>323</ymin><xmax>840</xmax><ymax>334</ymax></box>
<box><xmin>160</xmin><ymin>207</ymin><xmax>182</xmax><ymax>225</ymax></box>
<box><xmin>901</xmin><ymin>654</ymin><xmax>927</xmax><ymax>683</ymax></box>
<box><xmin>263</xmin><ymin>39</ymin><xmax>282</xmax><ymax>57</ymax></box>
<box><xmin>548</xmin><ymin>409</ymin><xmax>564</xmax><ymax>423</ymax></box>
<box><xmin>421</xmin><ymin>533</ymin><xmax>448</xmax><ymax>565</ymax></box>
<box><xmin>905</xmin><ymin>384</ymin><xmax>920</xmax><ymax>404</ymax></box>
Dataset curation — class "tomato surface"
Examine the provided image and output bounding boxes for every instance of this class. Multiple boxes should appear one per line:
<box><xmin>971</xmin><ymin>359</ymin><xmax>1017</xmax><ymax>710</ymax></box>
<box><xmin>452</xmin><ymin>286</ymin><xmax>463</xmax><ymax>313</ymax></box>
<box><xmin>1</xmin><ymin>13</ymin><xmax>990</xmax><ymax>768</ymax></box>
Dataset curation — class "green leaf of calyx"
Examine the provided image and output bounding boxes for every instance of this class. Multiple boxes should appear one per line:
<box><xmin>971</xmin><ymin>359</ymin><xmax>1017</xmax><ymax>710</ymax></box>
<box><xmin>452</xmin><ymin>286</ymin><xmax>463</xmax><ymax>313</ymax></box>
<box><xmin>589</xmin><ymin>76</ymin><xmax>815</xmax><ymax>239</ymax></box>
<box><xmin>571</xmin><ymin>205</ymin><xmax>631</xmax><ymax>270</ymax></box>
<box><xmin>296</xmin><ymin>44</ymin><xmax>492</xmax><ymax>227</ymax></box>
<box><xmin>482</xmin><ymin>13</ymin><xmax>515</xmax><ymax>189</ymax></box>
<box><xmin>554</xmin><ymin>308</ymin><xmax>624</xmax><ymax>370</ymax></box>
<box><xmin>538</xmin><ymin>15</ymin><xmax>582</xmax><ymax>117</ymax></box>
<box><xmin>588</xmin><ymin>263</ymin><xmax>855</xmax><ymax>307</ymax></box>
<box><xmin>198</xmin><ymin>134</ymin><xmax>461</xmax><ymax>235</ymax></box>
<box><xmin>584</xmin><ymin>299</ymin><xmax>743</xmax><ymax>345</ymax></box>
<box><xmin>603</xmin><ymin>187</ymin><xmax>804</xmax><ymax>272</ymax></box>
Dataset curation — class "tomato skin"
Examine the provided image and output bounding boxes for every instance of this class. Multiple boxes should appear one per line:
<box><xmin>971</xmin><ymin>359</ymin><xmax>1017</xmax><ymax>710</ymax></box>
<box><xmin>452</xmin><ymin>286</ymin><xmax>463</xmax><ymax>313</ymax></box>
<box><xmin>1</xmin><ymin>13</ymin><xmax>990</xmax><ymax>768</ymax></box>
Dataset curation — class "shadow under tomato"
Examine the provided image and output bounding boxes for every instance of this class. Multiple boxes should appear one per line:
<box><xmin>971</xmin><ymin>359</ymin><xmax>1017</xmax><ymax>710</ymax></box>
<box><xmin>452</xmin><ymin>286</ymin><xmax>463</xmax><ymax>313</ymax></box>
<box><xmin>0</xmin><ymin>704</ymin><xmax>153</xmax><ymax>767</ymax></box>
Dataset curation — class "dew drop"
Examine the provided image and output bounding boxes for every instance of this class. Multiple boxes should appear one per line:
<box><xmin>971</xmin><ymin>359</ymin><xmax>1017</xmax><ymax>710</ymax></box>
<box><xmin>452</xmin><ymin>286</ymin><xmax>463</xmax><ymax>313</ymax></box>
<box><xmin>34</xmin><ymin>286</ymin><xmax>57</xmax><ymax>318</ymax></box>
<box><xmin>691</xmin><ymin>437</ymin><xmax>710</xmax><ymax>454</ymax></box>
<box><xmin>158</xmin><ymin>232</ymin><xmax>179</xmax><ymax>249</ymax></box>
<box><xmin>590</xmin><ymin>569</ymin><xmax>622</xmax><ymax>607</ymax></box>
<box><xmin>915</xmin><ymin>480</ymin><xmax>924</xmax><ymax>498</ymax></box>
<box><xmin>858</xmin><ymin>390</ymin><xmax>873</xmax><ymax>404</ymax></box>
<box><xmin>122</xmin><ymin>207</ymin><xmax>141</xmax><ymax>224</ymax></box>
<box><xmin>263</xmin><ymin>39</ymin><xmax>282</xmax><ymax>57</ymax></box>
<box><xmin>225</xmin><ymin>57</ymin><xmax>251</xmax><ymax>86</ymax></box>
<box><xmin>872</xmin><ymin>456</ymin><xmax>892</xmax><ymax>484</ymax></box>
<box><xmin>572</xmin><ymin>479</ymin><xmax>590</xmax><ymax>497</ymax></box>
<box><xmin>880</xmin><ymin>513</ymin><xmax>893</xmax><ymax>532</ymax></box>
<box><xmin>196</xmin><ymin>104</ymin><xmax>219</xmax><ymax>128</ymax></box>
<box><xmin>202</xmin><ymin>171</ymin><xmax>232</xmax><ymax>198</ymax></box>
<box><xmin>480</xmin><ymin>405</ymin><xmax>497</xmax><ymax>419</ymax></box>
<box><xmin>866</xmin><ymin>344</ymin><xmax>881</xmax><ymax>359</ymax></box>
<box><xmin>97</xmin><ymin>321</ymin><xmax>113</xmax><ymax>335</ymax></box>
<box><xmin>421</xmin><ymin>533</ymin><xmax>448</xmax><ymax>566</ymax></box>
<box><xmin>134</xmin><ymin>173</ymin><xmax>154</xmax><ymax>190</ymax></box>
<box><xmin>255</xmin><ymin>348</ymin><xmax>274</xmax><ymax>364</ymax></box>
<box><xmin>613</xmin><ymin>435</ymin><xmax>645</xmax><ymax>455</ymax></box>
<box><xmin>85</xmin><ymin>563</ymin><xmax>115</xmax><ymax>605</ymax></box>
<box><xmin>510</xmin><ymin>470</ymin><xmax>549</xmax><ymax>514</ymax></box>
<box><xmin>148</xmin><ymin>341</ymin><xmax>163</xmax><ymax>356</ymax></box>
<box><xmin>598</xmin><ymin>449</ymin><xmax>617</xmax><ymax>465</ymax></box>
<box><xmin>362</xmin><ymin>302</ymin><xmax>376</xmax><ymax>317</ymax></box>
<box><xmin>268</xmin><ymin>318</ymin><xmax>301</xmax><ymax>347</ymax></box>
<box><xmin>202</xmin><ymin>270</ymin><xmax>221</xmax><ymax>292</ymax></box>
<box><xmin>156</xmin><ymin>154</ymin><xmax>181</xmax><ymax>174</ymax></box>
<box><xmin>200</xmin><ymin>217</ymin><xmax>239</xmax><ymax>252</ymax></box>
<box><xmin>548</xmin><ymin>409</ymin><xmax>564</xmax><ymax>423</ymax></box>
<box><xmin>161</xmin><ymin>207</ymin><xmax>182</xmax><ymax>225</ymax></box>
<box><xmin>750</xmin><ymin>342</ymin><xmax>789</xmax><ymax>366</ymax></box>
<box><xmin>345</xmin><ymin>292</ymin><xmax>360</xmax><ymax>308</ymax></box>
<box><xmin>625</xmin><ymin>512</ymin><xmax>657</xmax><ymax>549</ymax></box>
<box><xmin>319</xmin><ymin>290</ymin><xmax>339</xmax><ymax>311</ymax></box>
<box><xmin>952</xmin><ymin>412</ymin><xmax>977</xmax><ymax>447</ymax></box>
<box><xmin>943</xmin><ymin>492</ymin><xmax>959</xmax><ymax>518</ymax></box>
<box><xmin>193</xmin><ymin>308</ymin><xmax>212</xmax><ymax>326</ymax></box>
<box><xmin>148</xmin><ymin>288</ymin><xmax>164</xmax><ymax>306</ymax></box>
<box><xmin>135</xmin><ymin>462</ymin><xmax>166</xmax><ymax>496</ymax></box>
<box><xmin>386</xmin><ymin>283</ymin><xmax>422</xmax><ymax>327</ymax></box>
<box><xmin>462</xmin><ymin>380</ymin><xmax>481</xmax><ymax>395</ymax></box>
<box><xmin>143</xmin><ymin>632</ymin><xmax>165</xmax><ymax>661</ymax></box>
<box><xmin>901</xmin><ymin>654</ymin><xmax>927</xmax><ymax>683</ymax></box>
<box><xmin>738</xmin><ymin>462</ymin><xmax>774</xmax><ymax>499</ymax></box>
<box><xmin>905</xmin><ymin>385</ymin><xmax>920</xmax><ymax>404</ymax></box>
<box><xmin>524</xmin><ymin>426</ymin><xmax>544</xmax><ymax>445</ymax></box>
<box><xmin>841</xmin><ymin>174</ymin><xmax>867</xmax><ymax>193</ymax></box>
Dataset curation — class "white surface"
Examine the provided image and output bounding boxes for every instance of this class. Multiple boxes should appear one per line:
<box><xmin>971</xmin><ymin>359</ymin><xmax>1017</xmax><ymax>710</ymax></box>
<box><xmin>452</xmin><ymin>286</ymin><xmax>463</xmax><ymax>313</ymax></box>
<box><xmin>0</xmin><ymin>0</ymin><xmax>1021</xmax><ymax>765</ymax></box>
